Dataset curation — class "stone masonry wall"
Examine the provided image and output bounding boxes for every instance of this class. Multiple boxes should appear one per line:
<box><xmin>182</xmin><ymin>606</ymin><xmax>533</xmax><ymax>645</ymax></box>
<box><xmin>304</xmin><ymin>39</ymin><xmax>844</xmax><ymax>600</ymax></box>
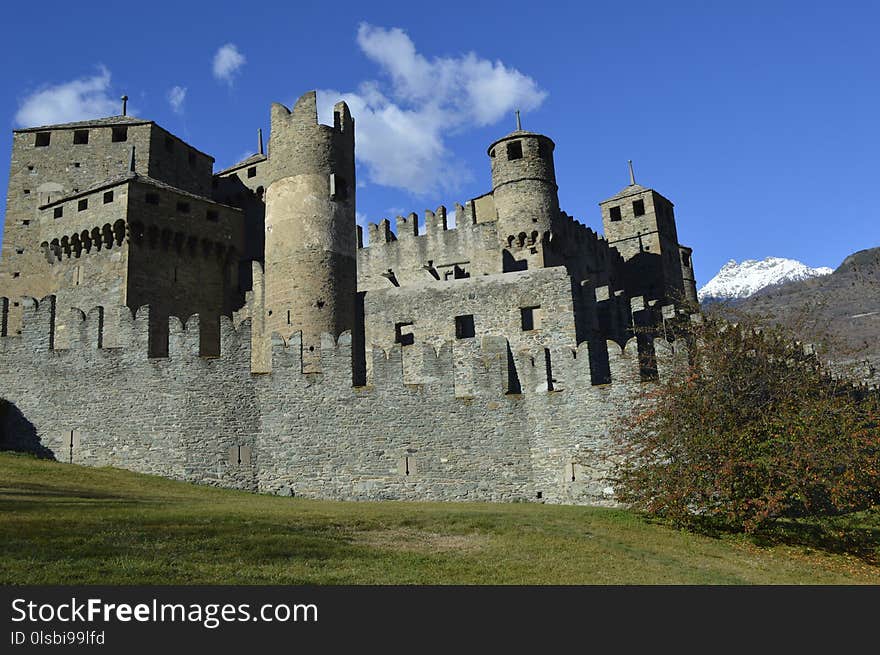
<box><xmin>0</xmin><ymin>295</ymin><xmax>688</xmax><ymax>506</ymax></box>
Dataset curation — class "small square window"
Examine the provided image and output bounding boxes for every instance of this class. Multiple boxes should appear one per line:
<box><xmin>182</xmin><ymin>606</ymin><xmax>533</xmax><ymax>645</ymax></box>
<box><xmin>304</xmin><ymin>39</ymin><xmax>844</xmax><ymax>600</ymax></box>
<box><xmin>34</xmin><ymin>132</ymin><xmax>50</xmax><ymax>147</ymax></box>
<box><xmin>394</xmin><ymin>322</ymin><xmax>414</xmax><ymax>346</ymax></box>
<box><xmin>111</xmin><ymin>126</ymin><xmax>128</xmax><ymax>142</ymax></box>
<box><xmin>27</xmin><ymin>165</ymin><xmax>35</xmax><ymax>172</ymax></box>
<box><xmin>16</xmin><ymin>248</ymin><xmax>24</xmax><ymax>255</ymax></box>
<box><xmin>103</xmin><ymin>190</ymin><xmax>114</xmax><ymax>204</ymax></box>
<box><xmin>22</xmin><ymin>220</ymin><xmax>31</xmax><ymax>226</ymax></box>
<box><xmin>73</xmin><ymin>162</ymin><xmax>81</xmax><ymax>168</ymax></box>
<box><xmin>206</xmin><ymin>210</ymin><xmax>219</xmax><ymax>222</ymax></box>
<box><xmin>177</xmin><ymin>201</ymin><xmax>190</xmax><ymax>213</ymax></box>
<box><xmin>73</xmin><ymin>130</ymin><xmax>89</xmax><ymax>144</ymax></box>
<box><xmin>12</xmin><ymin>272</ymin><xmax>20</xmax><ymax>278</ymax></box>
<box><xmin>633</xmin><ymin>199</ymin><xmax>645</xmax><ymax>216</ymax></box>
<box><xmin>455</xmin><ymin>314</ymin><xmax>475</xmax><ymax>339</ymax></box>
<box><xmin>78</xmin><ymin>198</ymin><xmax>88</xmax><ymax>211</ymax></box>
<box><xmin>145</xmin><ymin>193</ymin><xmax>159</xmax><ymax>205</ymax></box>
<box><xmin>520</xmin><ymin>306</ymin><xmax>541</xmax><ymax>331</ymax></box>
<box><xmin>506</xmin><ymin>140</ymin><xmax>523</xmax><ymax>160</ymax></box>
<box><xmin>53</xmin><ymin>207</ymin><xmax>63</xmax><ymax>219</ymax></box>
<box><xmin>609</xmin><ymin>206</ymin><xmax>622</xmax><ymax>222</ymax></box>
<box><xmin>247</xmin><ymin>166</ymin><xmax>257</xmax><ymax>178</ymax></box>
<box><xmin>23</xmin><ymin>189</ymin><xmax>30</xmax><ymax>195</ymax></box>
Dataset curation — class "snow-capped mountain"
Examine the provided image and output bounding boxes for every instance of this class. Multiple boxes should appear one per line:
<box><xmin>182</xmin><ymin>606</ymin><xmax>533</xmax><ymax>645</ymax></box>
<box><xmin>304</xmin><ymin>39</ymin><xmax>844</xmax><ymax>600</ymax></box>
<box><xmin>698</xmin><ymin>257</ymin><xmax>833</xmax><ymax>302</ymax></box>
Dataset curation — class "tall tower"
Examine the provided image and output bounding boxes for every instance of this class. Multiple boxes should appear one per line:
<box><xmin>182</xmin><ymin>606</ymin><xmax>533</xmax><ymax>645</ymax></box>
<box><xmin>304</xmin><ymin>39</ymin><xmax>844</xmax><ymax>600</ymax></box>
<box><xmin>599</xmin><ymin>165</ymin><xmax>686</xmax><ymax>303</ymax></box>
<box><xmin>263</xmin><ymin>91</ymin><xmax>357</xmax><ymax>369</ymax></box>
<box><xmin>488</xmin><ymin>122</ymin><xmax>560</xmax><ymax>270</ymax></box>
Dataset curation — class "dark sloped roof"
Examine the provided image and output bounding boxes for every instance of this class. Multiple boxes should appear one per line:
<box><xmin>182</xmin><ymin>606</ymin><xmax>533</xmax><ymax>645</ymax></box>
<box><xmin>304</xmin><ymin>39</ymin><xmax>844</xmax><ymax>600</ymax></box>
<box><xmin>601</xmin><ymin>183</ymin><xmax>651</xmax><ymax>203</ymax></box>
<box><xmin>214</xmin><ymin>153</ymin><xmax>267</xmax><ymax>176</ymax></box>
<box><xmin>15</xmin><ymin>115</ymin><xmax>152</xmax><ymax>133</ymax></box>
<box><xmin>39</xmin><ymin>171</ymin><xmax>239</xmax><ymax>211</ymax></box>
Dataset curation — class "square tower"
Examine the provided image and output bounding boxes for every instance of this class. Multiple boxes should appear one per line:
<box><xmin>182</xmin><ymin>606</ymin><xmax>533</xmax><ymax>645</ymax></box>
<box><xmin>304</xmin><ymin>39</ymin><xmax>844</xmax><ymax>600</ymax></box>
<box><xmin>600</xmin><ymin>182</ymin><xmax>686</xmax><ymax>303</ymax></box>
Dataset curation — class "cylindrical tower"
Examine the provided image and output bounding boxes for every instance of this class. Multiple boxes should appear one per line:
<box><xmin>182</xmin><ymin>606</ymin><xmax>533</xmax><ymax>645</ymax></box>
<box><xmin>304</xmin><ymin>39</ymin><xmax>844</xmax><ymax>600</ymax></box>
<box><xmin>488</xmin><ymin>129</ymin><xmax>559</xmax><ymax>267</ymax></box>
<box><xmin>263</xmin><ymin>91</ymin><xmax>357</xmax><ymax>370</ymax></box>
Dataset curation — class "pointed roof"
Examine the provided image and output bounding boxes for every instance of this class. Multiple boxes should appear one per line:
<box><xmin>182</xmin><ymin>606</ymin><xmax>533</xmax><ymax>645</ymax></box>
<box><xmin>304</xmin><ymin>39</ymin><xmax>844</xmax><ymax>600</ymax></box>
<box><xmin>14</xmin><ymin>115</ymin><xmax>151</xmax><ymax>133</ymax></box>
<box><xmin>601</xmin><ymin>183</ymin><xmax>651</xmax><ymax>203</ymax></box>
<box><xmin>214</xmin><ymin>153</ymin><xmax>267</xmax><ymax>177</ymax></box>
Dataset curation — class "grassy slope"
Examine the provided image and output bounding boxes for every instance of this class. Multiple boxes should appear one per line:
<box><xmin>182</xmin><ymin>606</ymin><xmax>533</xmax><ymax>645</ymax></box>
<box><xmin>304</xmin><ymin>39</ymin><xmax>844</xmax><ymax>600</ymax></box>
<box><xmin>0</xmin><ymin>452</ymin><xmax>877</xmax><ymax>584</ymax></box>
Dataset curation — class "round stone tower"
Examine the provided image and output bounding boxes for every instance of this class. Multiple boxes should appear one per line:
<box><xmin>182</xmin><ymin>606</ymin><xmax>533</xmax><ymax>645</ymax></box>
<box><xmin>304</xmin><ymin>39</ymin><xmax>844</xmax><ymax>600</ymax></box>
<box><xmin>263</xmin><ymin>91</ymin><xmax>356</xmax><ymax>370</ymax></box>
<box><xmin>487</xmin><ymin>125</ymin><xmax>559</xmax><ymax>267</ymax></box>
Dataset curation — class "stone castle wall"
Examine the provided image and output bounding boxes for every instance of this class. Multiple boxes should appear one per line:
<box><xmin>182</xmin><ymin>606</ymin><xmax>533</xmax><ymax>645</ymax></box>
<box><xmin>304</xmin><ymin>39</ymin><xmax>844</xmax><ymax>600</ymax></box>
<box><xmin>0</xmin><ymin>295</ymin><xmax>688</xmax><ymax>505</ymax></box>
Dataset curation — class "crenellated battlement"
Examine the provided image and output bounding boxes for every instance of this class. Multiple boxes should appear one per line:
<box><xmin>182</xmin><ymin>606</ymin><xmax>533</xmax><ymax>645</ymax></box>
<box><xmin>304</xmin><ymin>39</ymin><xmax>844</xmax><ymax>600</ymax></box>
<box><xmin>361</xmin><ymin>203</ymin><xmax>482</xmax><ymax>248</ymax></box>
<box><xmin>0</xmin><ymin>294</ymin><xmax>688</xmax><ymax>398</ymax></box>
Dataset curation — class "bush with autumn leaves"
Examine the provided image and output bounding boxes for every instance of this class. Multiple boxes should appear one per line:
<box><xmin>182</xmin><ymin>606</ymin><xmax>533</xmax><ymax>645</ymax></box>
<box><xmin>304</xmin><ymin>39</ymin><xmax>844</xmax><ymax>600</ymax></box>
<box><xmin>613</xmin><ymin>314</ymin><xmax>880</xmax><ymax>536</ymax></box>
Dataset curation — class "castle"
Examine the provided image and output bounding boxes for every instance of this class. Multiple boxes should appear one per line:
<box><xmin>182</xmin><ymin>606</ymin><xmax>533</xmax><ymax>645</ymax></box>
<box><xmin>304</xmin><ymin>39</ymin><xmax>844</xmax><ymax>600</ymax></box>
<box><xmin>0</xmin><ymin>91</ymin><xmax>698</xmax><ymax>504</ymax></box>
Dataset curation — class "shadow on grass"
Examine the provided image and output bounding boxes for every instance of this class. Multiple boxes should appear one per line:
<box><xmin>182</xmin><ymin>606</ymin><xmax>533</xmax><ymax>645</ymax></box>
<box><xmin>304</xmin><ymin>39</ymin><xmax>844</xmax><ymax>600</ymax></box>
<box><xmin>645</xmin><ymin>512</ymin><xmax>880</xmax><ymax>565</ymax></box>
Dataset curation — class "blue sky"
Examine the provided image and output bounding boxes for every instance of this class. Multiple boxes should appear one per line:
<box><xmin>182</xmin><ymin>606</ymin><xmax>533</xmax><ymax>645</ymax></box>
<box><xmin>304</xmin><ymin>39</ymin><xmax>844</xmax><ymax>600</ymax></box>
<box><xmin>1</xmin><ymin>0</ymin><xmax>877</xmax><ymax>286</ymax></box>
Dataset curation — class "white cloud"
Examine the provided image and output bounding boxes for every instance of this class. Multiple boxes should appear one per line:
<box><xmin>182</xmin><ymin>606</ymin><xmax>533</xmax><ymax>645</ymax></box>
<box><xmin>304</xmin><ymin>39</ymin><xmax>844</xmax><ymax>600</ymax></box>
<box><xmin>213</xmin><ymin>44</ymin><xmax>246</xmax><ymax>85</ymax></box>
<box><xmin>318</xmin><ymin>23</ymin><xmax>546</xmax><ymax>197</ymax></box>
<box><xmin>168</xmin><ymin>85</ymin><xmax>187</xmax><ymax>113</ymax></box>
<box><xmin>15</xmin><ymin>66</ymin><xmax>124</xmax><ymax>127</ymax></box>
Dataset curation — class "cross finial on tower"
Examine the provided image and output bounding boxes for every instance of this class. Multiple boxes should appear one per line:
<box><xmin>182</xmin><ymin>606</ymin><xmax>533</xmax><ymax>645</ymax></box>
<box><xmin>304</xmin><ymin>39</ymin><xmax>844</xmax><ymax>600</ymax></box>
<box><xmin>628</xmin><ymin>160</ymin><xmax>636</xmax><ymax>186</ymax></box>
<box><xmin>515</xmin><ymin>109</ymin><xmax>522</xmax><ymax>131</ymax></box>
<box><xmin>121</xmin><ymin>95</ymin><xmax>128</xmax><ymax>116</ymax></box>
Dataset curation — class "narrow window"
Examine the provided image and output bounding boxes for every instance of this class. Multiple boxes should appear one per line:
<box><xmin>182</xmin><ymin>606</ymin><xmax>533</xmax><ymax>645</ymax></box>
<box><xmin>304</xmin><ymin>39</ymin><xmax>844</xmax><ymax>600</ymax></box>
<box><xmin>53</xmin><ymin>207</ymin><xmax>63</xmax><ymax>219</ymax></box>
<box><xmin>111</xmin><ymin>126</ymin><xmax>128</xmax><ymax>142</ymax></box>
<box><xmin>145</xmin><ymin>193</ymin><xmax>159</xmax><ymax>205</ymax></box>
<box><xmin>287</xmin><ymin>310</ymin><xmax>291</xmax><ymax>325</ymax></box>
<box><xmin>455</xmin><ymin>314</ymin><xmax>475</xmax><ymax>339</ymax></box>
<box><xmin>520</xmin><ymin>306</ymin><xmax>541</xmax><ymax>331</ymax></box>
<box><xmin>395</xmin><ymin>321</ymin><xmax>414</xmax><ymax>346</ymax></box>
<box><xmin>78</xmin><ymin>198</ymin><xmax>88</xmax><ymax>212</ymax></box>
<box><xmin>103</xmin><ymin>190</ymin><xmax>114</xmax><ymax>204</ymax></box>
<box><xmin>506</xmin><ymin>140</ymin><xmax>523</xmax><ymax>160</ymax></box>
<box><xmin>206</xmin><ymin>210</ymin><xmax>219</xmax><ymax>222</ymax></box>
<box><xmin>176</xmin><ymin>201</ymin><xmax>190</xmax><ymax>213</ymax></box>
<box><xmin>247</xmin><ymin>166</ymin><xmax>257</xmax><ymax>178</ymax></box>
<box><xmin>73</xmin><ymin>130</ymin><xmax>89</xmax><ymax>145</ymax></box>
<box><xmin>34</xmin><ymin>132</ymin><xmax>51</xmax><ymax>147</ymax></box>
<box><xmin>633</xmin><ymin>199</ymin><xmax>645</xmax><ymax>216</ymax></box>
<box><xmin>173</xmin><ymin>267</ymin><xmax>178</xmax><ymax>282</ymax></box>
<box><xmin>329</xmin><ymin>173</ymin><xmax>347</xmax><ymax>200</ymax></box>
<box><xmin>609</xmin><ymin>205</ymin><xmax>622</xmax><ymax>222</ymax></box>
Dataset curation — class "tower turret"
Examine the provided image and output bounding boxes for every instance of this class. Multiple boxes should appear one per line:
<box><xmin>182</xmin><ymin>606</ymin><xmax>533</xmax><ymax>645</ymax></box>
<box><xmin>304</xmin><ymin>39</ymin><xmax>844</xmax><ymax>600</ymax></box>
<box><xmin>263</xmin><ymin>91</ymin><xmax>357</xmax><ymax>370</ymax></box>
<box><xmin>488</xmin><ymin>124</ymin><xmax>559</xmax><ymax>270</ymax></box>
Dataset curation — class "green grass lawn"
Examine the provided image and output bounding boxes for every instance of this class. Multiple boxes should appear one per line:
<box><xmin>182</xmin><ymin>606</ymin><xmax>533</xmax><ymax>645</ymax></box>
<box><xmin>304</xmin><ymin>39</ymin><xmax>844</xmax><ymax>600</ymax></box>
<box><xmin>0</xmin><ymin>451</ymin><xmax>877</xmax><ymax>584</ymax></box>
